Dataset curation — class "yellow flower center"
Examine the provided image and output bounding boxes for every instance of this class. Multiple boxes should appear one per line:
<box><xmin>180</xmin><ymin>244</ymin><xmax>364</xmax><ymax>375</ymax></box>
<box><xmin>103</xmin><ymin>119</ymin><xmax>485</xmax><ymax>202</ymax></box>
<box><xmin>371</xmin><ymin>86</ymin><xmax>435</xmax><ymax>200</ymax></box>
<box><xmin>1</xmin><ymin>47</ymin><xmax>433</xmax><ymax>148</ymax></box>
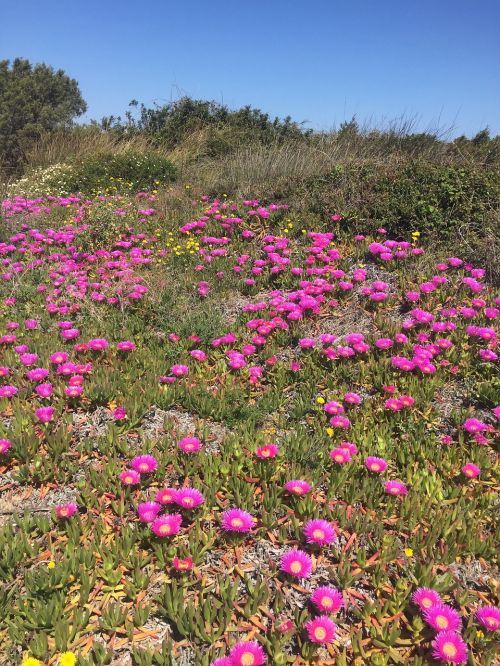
<box><xmin>313</xmin><ymin>529</ymin><xmax>325</xmax><ymax>540</ymax></box>
<box><xmin>159</xmin><ymin>524</ymin><xmax>171</xmax><ymax>535</ymax></box>
<box><xmin>290</xmin><ymin>561</ymin><xmax>302</xmax><ymax>573</ymax></box>
<box><xmin>436</xmin><ymin>615</ymin><xmax>448</xmax><ymax>629</ymax></box>
<box><xmin>138</xmin><ymin>463</ymin><xmax>149</xmax><ymax>472</ymax></box>
<box><xmin>422</xmin><ymin>598</ymin><xmax>432</xmax><ymax>608</ymax></box>
<box><xmin>442</xmin><ymin>642</ymin><xmax>457</xmax><ymax>658</ymax></box>
<box><xmin>314</xmin><ymin>627</ymin><xmax>327</xmax><ymax>640</ymax></box>
<box><xmin>322</xmin><ymin>596</ymin><xmax>333</xmax><ymax>607</ymax></box>
<box><xmin>231</xmin><ymin>518</ymin><xmax>243</xmax><ymax>527</ymax></box>
<box><xmin>241</xmin><ymin>653</ymin><xmax>255</xmax><ymax>666</ymax></box>
<box><xmin>371</xmin><ymin>463</ymin><xmax>380</xmax><ymax>471</ymax></box>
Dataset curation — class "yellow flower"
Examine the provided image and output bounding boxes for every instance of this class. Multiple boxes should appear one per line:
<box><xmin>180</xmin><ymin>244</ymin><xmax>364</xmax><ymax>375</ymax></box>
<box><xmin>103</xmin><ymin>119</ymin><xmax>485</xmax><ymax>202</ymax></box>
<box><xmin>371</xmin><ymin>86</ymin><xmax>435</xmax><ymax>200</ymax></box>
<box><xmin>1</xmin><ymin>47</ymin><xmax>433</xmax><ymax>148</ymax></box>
<box><xmin>22</xmin><ymin>659</ymin><xmax>42</xmax><ymax>666</ymax></box>
<box><xmin>476</xmin><ymin>630</ymin><xmax>484</xmax><ymax>638</ymax></box>
<box><xmin>326</xmin><ymin>427</ymin><xmax>334</xmax><ymax>437</ymax></box>
<box><xmin>404</xmin><ymin>548</ymin><xmax>414</xmax><ymax>557</ymax></box>
<box><xmin>316</xmin><ymin>397</ymin><xmax>325</xmax><ymax>404</ymax></box>
<box><xmin>59</xmin><ymin>653</ymin><xmax>77</xmax><ymax>666</ymax></box>
<box><xmin>47</xmin><ymin>560</ymin><xmax>56</xmax><ymax>569</ymax></box>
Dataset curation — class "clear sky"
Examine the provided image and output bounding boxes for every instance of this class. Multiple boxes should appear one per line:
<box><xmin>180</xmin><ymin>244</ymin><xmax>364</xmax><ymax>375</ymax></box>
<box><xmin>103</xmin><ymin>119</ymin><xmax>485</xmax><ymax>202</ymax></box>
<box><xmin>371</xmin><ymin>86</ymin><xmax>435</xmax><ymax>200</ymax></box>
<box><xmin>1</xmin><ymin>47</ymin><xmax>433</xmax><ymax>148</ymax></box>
<box><xmin>2</xmin><ymin>0</ymin><xmax>499</xmax><ymax>137</ymax></box>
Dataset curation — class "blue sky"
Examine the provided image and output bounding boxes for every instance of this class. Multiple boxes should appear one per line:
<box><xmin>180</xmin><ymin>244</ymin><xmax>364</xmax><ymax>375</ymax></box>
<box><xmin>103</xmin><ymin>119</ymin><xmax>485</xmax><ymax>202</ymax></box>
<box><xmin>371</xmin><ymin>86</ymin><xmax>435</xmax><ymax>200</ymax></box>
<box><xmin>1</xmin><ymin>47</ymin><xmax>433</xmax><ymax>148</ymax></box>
<box><xmin>2</xmin><ymin>0</ymin><xmax>499</xmax><ymax>136</ymax></box>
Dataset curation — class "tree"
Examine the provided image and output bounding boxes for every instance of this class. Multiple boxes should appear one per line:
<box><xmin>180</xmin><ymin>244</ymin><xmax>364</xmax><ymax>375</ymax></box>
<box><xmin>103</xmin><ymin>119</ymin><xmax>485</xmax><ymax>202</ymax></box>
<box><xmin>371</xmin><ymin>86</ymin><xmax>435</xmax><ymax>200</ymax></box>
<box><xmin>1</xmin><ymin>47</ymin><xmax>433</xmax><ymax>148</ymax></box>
<box><xmin>0</xmin><ymin>58</ymin><xmax>87</xmax><ymax>169</ymax></box>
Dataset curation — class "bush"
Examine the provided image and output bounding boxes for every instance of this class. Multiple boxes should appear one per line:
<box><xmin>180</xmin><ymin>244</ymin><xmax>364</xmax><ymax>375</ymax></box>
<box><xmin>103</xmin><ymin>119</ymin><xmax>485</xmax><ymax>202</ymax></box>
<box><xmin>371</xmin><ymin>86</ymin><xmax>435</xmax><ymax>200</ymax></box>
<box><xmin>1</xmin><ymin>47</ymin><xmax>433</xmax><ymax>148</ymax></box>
<box><xmin>8</xmin><ymin>151</ymin><xmax>176</xmax><ymax>197</ymax></box>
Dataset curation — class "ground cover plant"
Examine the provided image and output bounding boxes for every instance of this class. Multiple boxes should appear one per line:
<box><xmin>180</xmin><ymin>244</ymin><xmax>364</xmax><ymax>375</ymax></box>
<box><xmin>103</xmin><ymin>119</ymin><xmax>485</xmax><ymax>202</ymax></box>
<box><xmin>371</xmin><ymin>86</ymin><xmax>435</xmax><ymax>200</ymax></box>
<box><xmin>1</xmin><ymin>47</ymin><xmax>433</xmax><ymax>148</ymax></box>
<box><xmin>0</xmin><ymin>187</ymin><xmax>498</xmax><ymax>666</ymax></box>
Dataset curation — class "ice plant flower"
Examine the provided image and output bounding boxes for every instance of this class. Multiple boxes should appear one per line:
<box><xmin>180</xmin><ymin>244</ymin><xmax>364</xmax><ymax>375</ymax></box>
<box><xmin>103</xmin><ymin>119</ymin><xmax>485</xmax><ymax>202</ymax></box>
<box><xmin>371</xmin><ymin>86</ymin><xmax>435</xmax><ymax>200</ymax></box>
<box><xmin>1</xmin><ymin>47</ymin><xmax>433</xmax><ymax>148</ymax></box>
<box><xmin>172</xmin><ymin>556</ymin><xmax>193</xmax><ymax>571</ymax></box>
<box><xmin>221</xmin><ymin>508</ymin><xmax>255</xmax><ymax>532</ymax></box>
<box><xmin>311</xmin><ymin>586</ymin><xmax>344</xmax><ymax>613</ymax></box>
<box><xmin>304</xmin><ymin>519</ymin><xmax>337</xmax><ymax>545</ymax></box>
<box><xmin>281</xmin><ymin>549</ymin><xmax>313</xmax><ymax>578</ymax></box>
<box><xmin>174</xmin><ymin>488</ymin><xmax>205</xmax><ymax>509</ymax></box>
<box><xmin>137</xmin><ymin>502</ymin><xmax>162</xmax><ymax>523</ymax></box>
<box><xmin>255</xmin><ymin>443</ymin><xmax>278</xmax><ymax>459</ymax></box>
<box><xmin>151</xmin><ymin>513</ymin><xmax>182</xmax><ymax>537</ymax></box>
<box><xmin>475</xmin><ymin>606</ymin><xmax>500</xmax><ymax>632</ymax></box>
<box><xmin>35</xmin><ymin>406</ymin><xmax>55</xmax><ymax>423</ymax></box>
<box><xmin>424</xmin><ymin>604</ymin><xmax>461</xmax><ymax>632</ymax></box>
<box><xmin>431</xmin><ymin>631</ymin><xmax>468</xmax><ymax>664</ymax></box>
<box><xmin>284</xmin><ymin>480</ymin><xmax>311</xmax><ymax>496</ymax></box>
<box><xmin>130</xmin><ymin>455</ymin><xmax>158</xmax><ymax>474</ymax></box>
<box><xmin>461</xmin><ymin>463</ymin><xmax>480</xmax><ymax>478</ymax></box>
<box><xmin>305</xmin><ymin>615</ymin><xmax>337</xmax><ymax>643</ymax></box>
<box><xmin>384</xmin><ymin>480</ymin><xmax>408</xmax><ymax>496</ymax></box>
<box><xmin>178</xmin><ymin>436</ymin><xmax>202</xmax><ymax>453</ymax></box>
<box><xmin>155</xmin><ymin>487</ymin><xmax>177</xmax><ymax>504</ymax></box>
<box><xmin>412</xmin><ymin>587</ymin><xmax>442</xmax><ymax>610</ymax></box>
<box><xmin>54</xmin><ymin>503</ymin><xmax>77</xmax><ymax>519</ymax></box>
<box><xmin>329</xmin><ymin>447</ymin><xmax>352</xmax><ymax>464</ymax></box>
<box><xmin>229</xmin><ymin>640</ymin><xmax>266</xmax><ymax>666</ymax></box>
<box><xmin>119</xmin><ymin>469</ymin><xmax>141</xmax><ymax>485</ymax></box>
<box><xmin>0</xmin><ymin>438</ymin><xmax>12</xmax><ymax>454</ymax></box>
<box><xmin>365</xmin><ymin>456</ymin><xmax>388</xmax><ymax>473</ymax></box>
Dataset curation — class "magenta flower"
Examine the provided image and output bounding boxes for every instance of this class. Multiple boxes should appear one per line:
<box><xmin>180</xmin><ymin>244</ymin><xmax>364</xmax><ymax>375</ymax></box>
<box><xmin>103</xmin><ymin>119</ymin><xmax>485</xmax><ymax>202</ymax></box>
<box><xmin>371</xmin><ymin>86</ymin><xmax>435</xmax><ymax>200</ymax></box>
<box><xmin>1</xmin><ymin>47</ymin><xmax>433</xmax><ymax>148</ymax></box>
<box><xmin>0</xmin><ymin>385</ymin><xmax>18</xmax><ymax>397</ymax></box>
<box><xmin>365</xmin><ymin>456</ymin><xmax>388</xmax><ymax>473</ymax></box>
<box><xmin>174</xmin><ymin>488</ymin><xmax>205</xmax><ymax>509</ymax></box>
<box><xmin>323</xmin><ymin>401</ymin><xmax>344</xmax><ymax>415</ymax></box>
<box><xmin>50</xmin><ymin>351</ymin><xmax>69</xmax><ymax>364</ymax></box>
<box><xmin>0</xmin><ymin>438</ymin><xmax>12</xmax><ymax>454</ymax></box>
<box><xmin>137</xmin><ymin>502</ymin><xmax>162</xmax><ymax>523</ymax></box>
<box><xmin>88</xmin><ymin>338</ymin><xmax>109</xmax><ymax>351</ymax></box>
<box><xmin>221</xmin><ymin>508</ymin><xmax>255</xmax><ymax>532</ymax></box>
<box><xmin>255</xmin><ymin>443</ymin><xmax>278</xmax><ymax>459</ymax></box>
<box><xmin>311</xmin><ymin>586</ymin><xmax>344</xmax><ymax>613</ymax></box>
<box><xmin>190</xmin><ymin>349</ymin><xmax>207</xmax><ymax>362</ymax></box>
<box><xmin>304</xmin><ymin>519</ymin><xmax>336</xmax><ymax>545</ymax></box>
<box><xmin>130</xmin><ymin>455</ymin><xmax>157</xmax><ymax>474</ymax></box>
<box><xmin>475</xmin><ymin>606</ymin><xmax>500</xmax><ymax>632</ymax></box>
<box><xmin>54</xmin><ymin>503</ymin><xmax>77</xmax><ymax>519</ymax></box>
<box><xmin>170</xmin><ymin>364</ymin><xmax>189</xmax><ymax>377</ymax></box>
<box><xmin>412</xmin><ymin>587</ymin><xmax>442</xmax><ymax>611</ymax></box>
<box><xmin>461</xmin><ymin>463</ymin><xmax>480</xmax><ymax>479</ymax></box>
<box><xmin>178</xmin><ymin>436</ymin><xmax>202</xmax><ymax>453</ymax></box>
<box><xmin>229</xmin><ymin>640</ymin><xmax>266</xmax><ymax>666</ymax></box>
<box><xmin>329</xmin><ymin>447</ymin><xmax>352</xmax><ymax>464</ymax></box>
<box><xmin>462</xmin><ymin>418</ymin><xmax>488</xmax><ymax>433</ymax></box>
<box><xmin>35</xmin><ymin>406</ymin><xmax>55</xmax><ymax>423</ymax></box>
<box><xmin>117</xmin><ymin>340</ymin><xmax>136</xmax><ymax>351</ymax></box>
<box><xmin>424</xmin><ymin>604</ymin><xmax>461</xmax><ymax>632</ymax></box>
<box><xmin>431</xmin><ymin>631</ymin><xmax>468</xmax><ymax>664</ymax></box>
<box><xmin>305</xmin><ymin>615</ymin><xmax>337</xmax><ymax>644</ymax></box>
<box><xmin>35</xmin><ymin>383</ymin><xmax>53</xmax><ymax>398</ymax></box>
<box><xmin>210</xmin><ymin>658</ymin><xmax>232</xmax><ymax>666</ymax></box>
<box><xmin>151</xmin><ymin>513</ymin><xmax>182</xmax><ymax>537</ymax></box>
<box><xmin>344</xmin><ymin>392</ymin><xmax>362</xmax><ymax>405</ymax></box>
<box><xmin>119</xmin><ymin>469</ymin><xmax>141</xmax><ymax>485</ymax></box>
<box><xmin>112</xmin><ymin>406</ymin><xmax>127</xmax><ymax>420</ymax></box>
<box><xmin>384</xmin><ymin>480</ymin><xmax>408</xmax><ymax>496</ymax></box>
<box><xmin>284</xmin><ymin>480</ymin><xmax>311</xmax><ymax>496</ymax></box>
<box><xmin>281</xmin><ymin>549</ymin><xmax>313</xmax><ymax>578</ymax></box>
<box><xmin>19</xmin><ymin>353</ymin><xmax>38</xmax><ymax>366</ymax></box>
<box><xmin>329</xmin><ymin>415</ymin><xmax>350</xmax><ymax>429</ymax></box>
<box><xmin>155</xmin><ymin>487</ymin><xmax>177</xmax><ymax>505</ymax></box>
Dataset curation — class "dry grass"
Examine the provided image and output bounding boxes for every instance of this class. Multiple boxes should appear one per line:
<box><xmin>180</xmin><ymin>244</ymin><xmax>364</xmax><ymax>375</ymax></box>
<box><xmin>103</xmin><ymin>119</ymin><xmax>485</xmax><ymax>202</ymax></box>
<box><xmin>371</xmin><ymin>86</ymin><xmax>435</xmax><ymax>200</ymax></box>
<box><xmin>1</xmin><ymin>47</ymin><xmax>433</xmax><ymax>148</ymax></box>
<box><xmin>23</xmin><ymin>128</ymin><xmax>169</xmax><ymax>169</ymax></box>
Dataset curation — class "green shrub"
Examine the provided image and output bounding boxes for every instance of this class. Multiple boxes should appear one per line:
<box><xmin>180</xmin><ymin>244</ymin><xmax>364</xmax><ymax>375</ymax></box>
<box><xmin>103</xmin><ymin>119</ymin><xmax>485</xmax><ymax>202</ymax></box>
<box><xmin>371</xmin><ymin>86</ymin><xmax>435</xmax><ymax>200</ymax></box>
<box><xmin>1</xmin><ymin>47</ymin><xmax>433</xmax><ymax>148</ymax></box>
<box><xmin>7</xmin><ymin>151</ymin><xmax>176</xmax><ymax>197</ymax></box>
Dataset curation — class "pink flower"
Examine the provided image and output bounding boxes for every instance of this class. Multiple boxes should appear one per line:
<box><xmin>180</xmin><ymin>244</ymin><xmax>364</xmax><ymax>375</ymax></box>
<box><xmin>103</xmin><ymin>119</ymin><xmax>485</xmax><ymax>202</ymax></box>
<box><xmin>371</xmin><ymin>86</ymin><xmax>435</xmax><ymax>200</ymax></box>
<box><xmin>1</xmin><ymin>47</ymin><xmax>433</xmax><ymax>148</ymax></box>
<box><xmin>172</xmin><ymin>556</ymin><xmax>193</xmax><ymax>571</ymax></box>
<box><xmin>190</xmin><ymin>349</ymin><xmax>207</xmax><ymax>362</ymax></box>
<box><xmin>35</xmin><ymin>406</ymin><xmax>55</xmax><ymax>423</ymax></box>
<box><xmin>344</xmin><ymin>392</ymin><xmax>362</xmax><ymax>405</ymax></box>
<box><xmin>229</xmin><ymin>640</ymin><xmax>266</xmax><ymax>666</ymax></box>
<box><xmin>303</xmin><ymin>519</ymin><xmax>336</xmax><ymax>545</ymax></box>
<box><xmin>305</xmin><ymin>615</ymin><xmax>337</xmax><ymax>644</ymax></box>
<box><xmin>50</xmin><ymin>351</ymin><xmax>69</xmax><ymax>364</ymax></box>
<box><xmin>311</xmin><ymin>586</ymin><xmax>344</xmax><ymax>613</ymax></box>
<box><xmin>323</xmin><ymin>401</ymin><xmax>344</xmax><ymax>415</ymax></box>
<box><xmin>365</xmin><ymin>456</ymin><xmax>388</xmax><ymax>473</ymax></box>
<box><xmin>462</xmin><ymin>418</ymin><xmax>488</xmax><ymax>433</ymax></box>
<box><xmin>54</xmin><ymin>503</ymin><xmax>77</xmax><ymax>519</ymax></box>
<box><xmin>424</xmin><ymin>604</ymin><xmax>461</xmax><ymax>632</ymax></box>
<box><xmin>178</xmin><ymin>436</ymin><xmax>202</xmax><ymax>453</ymax></box>
<box><xmin>432</xmin><ymin>631</ymin><xmax>468</xmax><ymax>664</ymax></box>
<box><xmin>151</xmin><ymin>513</ymin><xmax>182</xmax><ymax>537</ymax></box>
<box><xmin>130</xmin><ymin>455</ymin><xmax>157</xmax><ymax>474</ymax></box>
<box><xmin>119</xmin><ymin>469</ymin><xmax>141</xmax><ymax>485</ymax></box>
<box><xmin>0</xmin><ymin>385</ymin><xmax>18</xmax><ymax>397</ymax></box>
<box><xmin>221</xmin><ymin>508</ymin><xmax>255</xmax><ymax>532</ymax></box>
<box><xmin>155</xmin><ymin>487</ymin><xmax>177</xmax><ymax>504</ymax></box>
<box><xmin>281</xmin><ymin>549</ymin><xmax>313</xmax><ymax>578</ymax></box>
<box><xmin>117</xmin><ymin>340</ymin><xmax>136</xmax><ymax>351</ymax></box>
<box><xmin>284</xmin><ymin>480</ymin><xmax>311</xmax><ymax>496</ymax></box>
<box><xmin>255</xmin><ymin>443</ymin><xmax>278</xmax><ymax>459</ymax></box>
<box><xmin>174</xmin><ymin>488</ymin><xmax>205</xmax><ymax>509</ymax></box>
<box><xmin>475</xmin><ymin>606</ymin><xmax>500</xmax><ymax>632</ymax></box>
<box><xmin>112</xmin><ymin>406</ymin><xmax>127</xmax><ymax>420</ymax></box>
<box><xmin>0</xmin><ymin>438</ymin><xmax>12</xmax><ymax>454</ymax></box>
<box><xmin>384</xmin><ymin>480</ymin><xmax>408</xmax><ymax>496</ymax></box>
<box><xmin>35</xmin><ymin>383</ymin><xmax>53</xmax><ymax>398</ymax></box>
<box><xmin>329</xmin><ymin>415</ymin><xmax>350</xmax><ymax>429</ymax></box>
<box><xmin>170</xmin><ymin>364</ymin><xmax>189</xmax><ymax>377</ymax></box>
<box><xmin>137</xmin><ymin>502</ymin><xmax>162</xmax><ymax>523</ymax></box>
<box><xmin>461</xmin><ymin>463</ymin><xmax>480</xmax><ymax>478</ymax></box>
<box><xmin>329</xmin><ymin>447</ymin><xmax>352</xmax><ymax>464</ymax></box>
<box><xmin>412</xmin><ymin>587</ymin><xmax>442</xmax><ymax>610</ymax></box>
<box><xmin>88</xmin><ymin>338</ymin><xmax>109</xmax><ymax>351</ymax></box>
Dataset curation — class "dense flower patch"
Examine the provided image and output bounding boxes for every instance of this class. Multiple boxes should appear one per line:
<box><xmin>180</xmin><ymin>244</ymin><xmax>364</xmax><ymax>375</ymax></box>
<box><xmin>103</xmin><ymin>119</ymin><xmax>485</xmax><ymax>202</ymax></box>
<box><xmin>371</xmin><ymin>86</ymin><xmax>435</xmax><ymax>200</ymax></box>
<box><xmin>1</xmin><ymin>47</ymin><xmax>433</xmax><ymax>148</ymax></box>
<box><xmin>0</xmin><ymin>191</ymin><xmax>498</xmax><ymax>665</ymax></box>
